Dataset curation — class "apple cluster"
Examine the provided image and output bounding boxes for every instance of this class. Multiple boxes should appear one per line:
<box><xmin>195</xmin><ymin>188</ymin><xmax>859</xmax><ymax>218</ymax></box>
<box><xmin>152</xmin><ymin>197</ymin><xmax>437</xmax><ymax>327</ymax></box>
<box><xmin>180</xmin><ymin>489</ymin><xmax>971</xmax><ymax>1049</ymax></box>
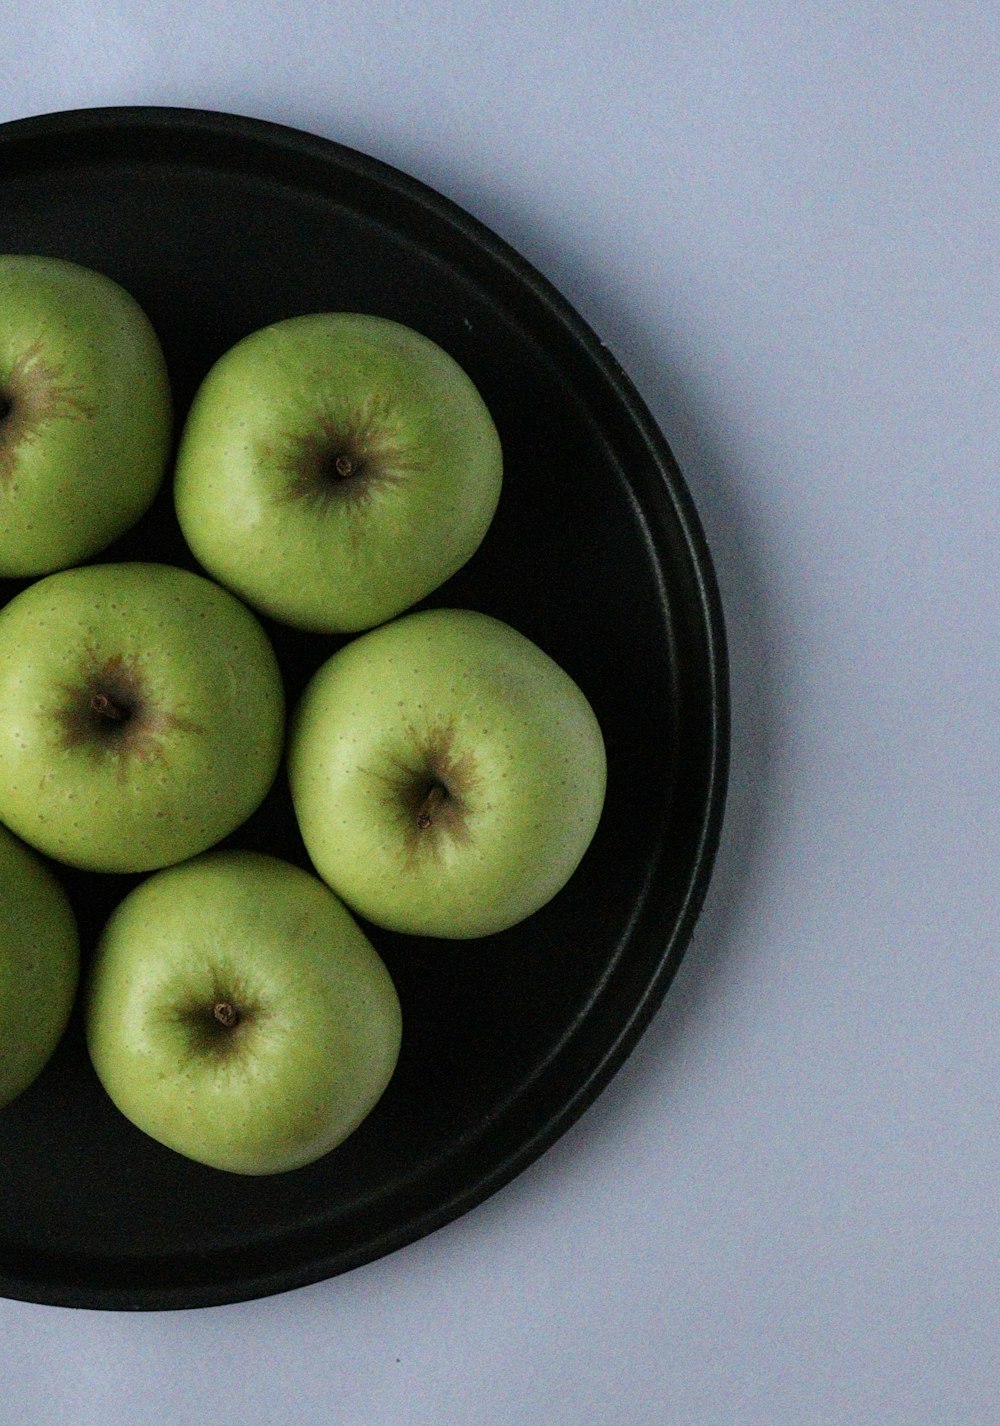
<box><xmin>0</xmin><ymin>255</ymin><xmax>607</xmax><ymax>1175</ymax></box>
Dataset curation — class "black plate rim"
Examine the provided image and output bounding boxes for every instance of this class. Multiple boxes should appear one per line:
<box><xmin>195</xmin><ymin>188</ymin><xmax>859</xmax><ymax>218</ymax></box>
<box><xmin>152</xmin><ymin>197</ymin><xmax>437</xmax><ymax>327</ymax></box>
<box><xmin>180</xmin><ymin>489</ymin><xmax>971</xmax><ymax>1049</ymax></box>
<box><xmin>0</xmin><ymin>105</ymin><xmax>729</xmax><ymax>1310</ymax></box>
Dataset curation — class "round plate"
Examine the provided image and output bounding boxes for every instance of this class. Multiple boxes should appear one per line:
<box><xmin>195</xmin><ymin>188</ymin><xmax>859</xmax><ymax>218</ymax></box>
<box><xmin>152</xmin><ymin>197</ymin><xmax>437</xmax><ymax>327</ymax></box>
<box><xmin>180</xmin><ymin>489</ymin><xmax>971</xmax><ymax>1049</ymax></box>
<box><xmin>0</xmin><ymin>107</ymin><xmax>728</xmax><ymax>1310</ymax></box>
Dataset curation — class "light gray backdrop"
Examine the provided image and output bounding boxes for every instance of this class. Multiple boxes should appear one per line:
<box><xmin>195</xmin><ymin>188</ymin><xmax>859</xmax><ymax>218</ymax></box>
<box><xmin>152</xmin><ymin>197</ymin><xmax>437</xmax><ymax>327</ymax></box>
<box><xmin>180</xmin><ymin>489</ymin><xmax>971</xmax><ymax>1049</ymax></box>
<box><xmin>4</xmin><ymin>4</ymin><xmax>997</xmax><ymax>1423</ymax></box>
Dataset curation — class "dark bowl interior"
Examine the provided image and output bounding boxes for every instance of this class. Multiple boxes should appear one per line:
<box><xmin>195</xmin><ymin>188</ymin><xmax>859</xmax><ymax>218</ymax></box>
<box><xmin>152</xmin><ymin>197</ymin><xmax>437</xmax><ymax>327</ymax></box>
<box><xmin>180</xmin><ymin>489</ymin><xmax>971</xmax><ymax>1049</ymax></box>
<box><xmin>0</xmin><ymin>107</ymin><xmax>728</xmax><ymax>1310</ymax></box>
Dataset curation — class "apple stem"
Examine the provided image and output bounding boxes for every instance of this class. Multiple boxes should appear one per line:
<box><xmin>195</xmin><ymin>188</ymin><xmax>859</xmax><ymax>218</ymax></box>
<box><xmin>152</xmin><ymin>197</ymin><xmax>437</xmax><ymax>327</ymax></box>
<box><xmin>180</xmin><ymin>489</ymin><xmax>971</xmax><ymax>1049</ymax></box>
<box><xmin>416</xmin><ymin>781</ymin><xmax>448</xmax><ymax>830</ymax></box>
<box><xmin>213</xmin><ymin>1001</ymin><xmax>240</xmax><ymax>1028</ymax></box>
<box><xmin>90</xmin><ymin>692</ymin><xmax>126</xmax><ymax>722</ymax></box>
<box><xmin>334</xmin><ymin>454</ymin><xmax>355</xmax><ymax>478</ymax></box>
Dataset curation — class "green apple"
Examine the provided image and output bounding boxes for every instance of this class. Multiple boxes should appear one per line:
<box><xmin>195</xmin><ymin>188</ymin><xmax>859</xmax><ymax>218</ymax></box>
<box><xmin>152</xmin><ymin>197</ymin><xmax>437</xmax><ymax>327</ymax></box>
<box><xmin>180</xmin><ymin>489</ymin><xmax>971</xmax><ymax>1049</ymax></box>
<box><xmin>0</xmin><ymin>821</ymin><xmax>79</xmax><ymax>1109</ymax></box>
<box><xmin>173</xmin><ymin>313</ymin><xmax>502</xmax><ymax>633</ymax></box>
<box><xmin>288</xmin><ymin>607</ymin><xmax>607</xmax><ymax>938</ymax></box>
<box><xmin>0</xmin><ymin>254</ymin><xmax>171</xmax><ymax>576</ymax></box>
<box><xmin>86</xmin><ymin>850</ymin><xmax>402</xmax><ymax>1174</ymax></box>
<box><xmin>0</xmin><ymin>562</ymin><xmax>284</xmax><ymax>873</ymax></box>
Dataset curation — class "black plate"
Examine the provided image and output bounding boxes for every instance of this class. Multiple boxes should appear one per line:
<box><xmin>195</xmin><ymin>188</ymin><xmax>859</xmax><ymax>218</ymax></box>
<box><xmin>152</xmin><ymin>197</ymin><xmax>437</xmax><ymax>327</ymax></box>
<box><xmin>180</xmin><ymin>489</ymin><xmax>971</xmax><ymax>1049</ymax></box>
<box><xmin>0</xmin><ymin>107</ymin><xmax>728</xmax><ymax>1310</ymax></box>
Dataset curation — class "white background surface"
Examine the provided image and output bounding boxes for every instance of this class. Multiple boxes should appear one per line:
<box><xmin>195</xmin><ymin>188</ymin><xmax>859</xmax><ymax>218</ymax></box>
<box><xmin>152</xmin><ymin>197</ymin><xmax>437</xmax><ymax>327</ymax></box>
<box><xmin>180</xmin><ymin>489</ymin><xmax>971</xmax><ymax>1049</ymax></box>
<box><xmin>3</xmin><ymin>4</ymin><xmax>997</xmax><ymax>1422</ymax></box>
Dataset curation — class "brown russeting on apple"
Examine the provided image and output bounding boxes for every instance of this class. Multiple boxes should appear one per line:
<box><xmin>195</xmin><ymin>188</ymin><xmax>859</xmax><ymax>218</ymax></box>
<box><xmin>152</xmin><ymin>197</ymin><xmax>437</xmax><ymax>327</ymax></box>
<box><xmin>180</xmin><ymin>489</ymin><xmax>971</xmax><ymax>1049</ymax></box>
<box><xmin>0</xmin><ymin>342</ymin><xmax>94</xmax><ymax>487</ymax></box>
<box><xmin>275</xmin><ymin>396</ymin><xmax>418</xmax><ymax>512</ymax></box>
<box><xmin>55</xmin><ymin>651</ymin><xmax>202</xmax><ymax>770</ymax></box>
<box><xmin>382</xmin><ymin>723</ymin><xmax>478</xmax><ymax>857</ymax></box>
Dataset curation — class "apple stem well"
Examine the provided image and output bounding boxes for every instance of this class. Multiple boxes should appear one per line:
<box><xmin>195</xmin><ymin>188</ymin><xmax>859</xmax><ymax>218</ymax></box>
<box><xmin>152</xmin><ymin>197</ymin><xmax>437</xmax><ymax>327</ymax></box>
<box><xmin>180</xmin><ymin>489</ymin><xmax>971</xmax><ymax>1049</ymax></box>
<box><xmin>58</xmin><ymin>655</ymin><xmax>151</xmax><ymax>745</ymax></box>
<box><xmin>317</xmin><ymin>439</ymin><xmax>377</xmax><ymax>495</ymax></box>
<box><xmin>282</xmin><ymin>434</ymin><xmax>377</xmax><ymax>507</ymax></box>
<box><xmin>416</xmin><ymin>781</ymin><xmax>449</xmax><ymax>830</ymax></box>
<box><xmin>90</xmin><ymin>692</ymin><xmax>129</xmax><ymax>723</ymax></box>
